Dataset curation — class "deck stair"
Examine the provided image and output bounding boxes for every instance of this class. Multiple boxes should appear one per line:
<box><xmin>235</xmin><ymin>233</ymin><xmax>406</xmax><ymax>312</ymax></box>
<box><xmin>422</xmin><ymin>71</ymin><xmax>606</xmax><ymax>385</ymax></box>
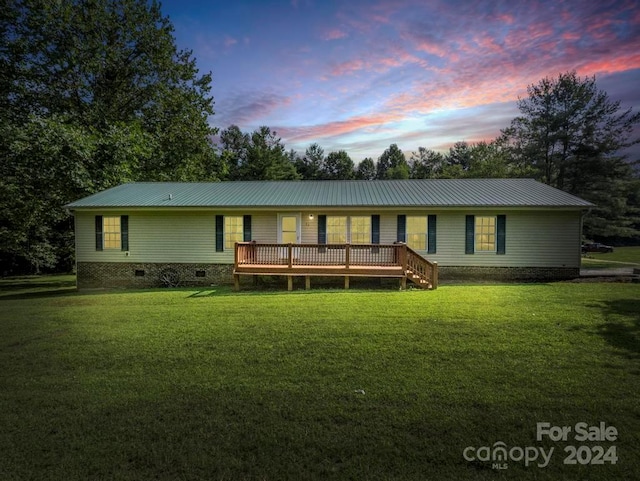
<box><xmin>404</xmin><ymin>246</ymin><xmax>437</xmax><ymax>290</ymax></box>
<box><xmin>406</xmin><ymin>268</ymin><xmax>432</xmax><ymax>289</ymax></box>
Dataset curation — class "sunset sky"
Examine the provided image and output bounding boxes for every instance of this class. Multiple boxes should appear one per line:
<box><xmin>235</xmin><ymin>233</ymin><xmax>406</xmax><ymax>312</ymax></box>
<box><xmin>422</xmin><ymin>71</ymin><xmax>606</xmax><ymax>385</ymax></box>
<box><xmin>161</xmin><ymin>0</ymin><xmax>640</xmax><ymax>162</ymax></box>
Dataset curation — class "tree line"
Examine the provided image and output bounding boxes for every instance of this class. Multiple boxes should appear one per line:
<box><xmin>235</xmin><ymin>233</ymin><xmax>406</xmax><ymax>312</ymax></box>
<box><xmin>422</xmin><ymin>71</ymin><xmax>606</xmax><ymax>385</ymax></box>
<box><xmin>1</xmin><ymin>0</ymin><xmax>639</xmax><ymax>275</ymax></box>
<box><xmin>218</xmin><ymin>128</ymin><xmax>530</xmax><ymax>182</ymax></box>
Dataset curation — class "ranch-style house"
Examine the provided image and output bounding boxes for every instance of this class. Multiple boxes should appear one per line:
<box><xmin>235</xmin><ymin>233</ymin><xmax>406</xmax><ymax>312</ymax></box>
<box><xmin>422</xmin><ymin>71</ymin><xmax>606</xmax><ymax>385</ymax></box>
<box><xmin>65</xmin><ymin>178</ymin><xmax>593</xmax><ymax>290</ymax></box>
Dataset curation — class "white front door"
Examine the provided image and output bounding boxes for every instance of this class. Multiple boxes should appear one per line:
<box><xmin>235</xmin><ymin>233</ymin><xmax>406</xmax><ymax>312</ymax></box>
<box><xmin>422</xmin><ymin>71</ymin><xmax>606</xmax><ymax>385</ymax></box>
<box><xmin>278</xmin><ymin>214</ymin><xmax>301</xmax><ymax>244</ymax></box>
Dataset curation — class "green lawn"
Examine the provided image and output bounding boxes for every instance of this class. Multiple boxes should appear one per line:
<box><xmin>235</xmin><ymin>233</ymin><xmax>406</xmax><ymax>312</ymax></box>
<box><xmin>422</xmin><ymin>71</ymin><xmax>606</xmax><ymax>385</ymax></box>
<box><xmin>1</xmin><ymin>277</ymin><xmax>639</xmax><ymax>480</ymax></box>
<box><xmin>582</xmin><ymin>245</ymin><xmax>640</xmax><ymax>269</ymax></box>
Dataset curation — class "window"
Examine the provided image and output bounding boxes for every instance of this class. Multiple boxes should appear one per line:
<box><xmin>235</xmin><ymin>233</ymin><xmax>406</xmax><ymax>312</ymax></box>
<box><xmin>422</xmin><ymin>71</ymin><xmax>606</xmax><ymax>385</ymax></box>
<box><xmin>406</xmin><ymin>216</ymin><xmax>427</xmax><ymax>250</ymax></box>
<box><xmin>475</xmin><ymin>216</ymin><xmax>496</xmax><ymax>252</ymax></box>
<box><xmin>103</xmin><ymin>216</ymin><xmax>121</xmax><ymax>250</ymax></box>
<box><xmin>224</xmin><ymin>216</ymin><xmax>244</xmax><ymax>249</ymax></box>
<box><xmin>350</xmin><ymin>216</ymin><xmax>371</xmax><ymax>244</ymax></box>
<box><xmin>327</xmin><ymin>216</ymin><xmax>347</xmax><ymax>243</ymax></box>
<box><xmin>95</xmin><ymin>215</ymin><xmax>128</xmax><ymax>251</ymax></box>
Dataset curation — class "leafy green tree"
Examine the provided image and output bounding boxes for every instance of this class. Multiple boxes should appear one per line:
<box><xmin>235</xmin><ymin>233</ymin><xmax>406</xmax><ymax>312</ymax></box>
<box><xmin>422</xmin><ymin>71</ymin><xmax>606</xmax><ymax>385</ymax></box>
<box><xmin>409</xmin><ymin>148</ymin><xmax>444</xmax><ymax>178</ymax></box>
<box><xmin>447</xmin><ymin>142</ymin><xmax>472</xmax><ymax>172</ymax></box>
<box><xmin>504</xmin><ymin>71</ymin><xmax>639</xmax><ymax>189</ymax></box>
<box><xmin>1</xmin><ymin>0</ymin><xmax>219</xmax><ymax>273</ymax></box>
<box><xmin>240</xmin><ymin>126</ymin><xmax>300</xmax><ymax>180</ymax></box>
<box><xmin>219</xmin><ymin>125</ymin><xmax>250</xmax><ymax>180</ymax></box>
<box><xmin>323</xmin><ymin>151</ymin><xmax>355</xmax><ymax>180</ymax></box>
<box><xmin>376</xmin><ymin>143</ymin><xmax>408</xmax><ymax>179</ymax></box>
<box><xmin>1</xmin><ymin>116</ymin><xmax>95</xmax><ymax>273</ymax></box>
<box><xmin>356</xmin><ymin>157</ymin><xmax>376</xmax><ymax>180</ymax></box>
<box><xmin>295</xmin><ymin>143</ymin><xmax>325</xmax><ymax>180</ymax></box>
<box><xmin>465</xmin><ymin>140</ymin><xmax>534</xmax><ymax>179</ymax></box>
<box><xmin>502</xmin><ymin>71</ymin><xmax>640</xmax><ymax>239</ymax></box>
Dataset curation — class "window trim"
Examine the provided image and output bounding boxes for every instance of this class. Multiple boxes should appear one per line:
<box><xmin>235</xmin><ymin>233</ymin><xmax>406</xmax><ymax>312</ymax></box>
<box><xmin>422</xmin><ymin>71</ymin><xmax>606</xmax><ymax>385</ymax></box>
<box><xmin>474</xmin><ymin>215</ymin><xmax>497</xmax><ymax>253</ymax></box>
<box><xmin>349</xmin><ymin>216</ymin><xmax>371</xmax><ymax>245</ymax></box>
<box><xmin>397</xmin><ymin>215</ymin><xmax>436</xmax><ymax>253</ymax></box>
<box><xmin>324</xmin><ymin>215</ymin><xmax>374</xmax><ymax>244</ymax></box>
<box><xmin>466</xmin><ymin>214</ymin><xmax>505</xmax><ymax>255</ymax></box>
<box><xmin>216</xmin><ymin>215</ymin><xmax>252</xmax><ymax>252</ymax></box>
<box><xmin>406</xmin><ymin>216</ymin><xmax>428</xmax><ymax>251</ymax></box>
<box><xmin>95</xmin><ymin>215</ymin><xmax>128</xmax><ymax>251</ymax></box>
<box><xmin>224</xmin><ymin>215</ymin><xmax>244</xmax><ymax>250</ymax></box>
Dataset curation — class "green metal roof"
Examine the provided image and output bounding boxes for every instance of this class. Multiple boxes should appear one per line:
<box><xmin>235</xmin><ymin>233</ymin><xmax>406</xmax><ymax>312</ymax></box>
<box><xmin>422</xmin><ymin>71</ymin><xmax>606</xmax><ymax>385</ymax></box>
<box><xmin>65</xmin><ymin>179</ymin><xmax>594</xmax><ymax>209</ymax></box>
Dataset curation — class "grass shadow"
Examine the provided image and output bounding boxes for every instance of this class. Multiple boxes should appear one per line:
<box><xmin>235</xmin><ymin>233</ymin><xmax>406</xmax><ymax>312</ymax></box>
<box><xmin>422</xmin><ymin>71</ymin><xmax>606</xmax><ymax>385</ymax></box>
<box><xmin>0</xmin><ymin>275</ymin><xmax>78</xmax><ymax>301</ymax></box>
<box><xmin>592</xmin><ymin>299</ymin><xmax>640</xmax><ymax>361</ymax></box>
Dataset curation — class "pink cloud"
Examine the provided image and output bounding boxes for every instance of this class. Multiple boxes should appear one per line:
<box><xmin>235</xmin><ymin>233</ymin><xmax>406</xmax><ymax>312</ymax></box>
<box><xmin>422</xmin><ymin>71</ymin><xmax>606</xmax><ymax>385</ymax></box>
<box><xmin>328</xmin><ymin>45</ymin><xmax>427</xmax><ymax>78</ymax></box>
<box><xmin>330</xmin><ymin>58</ymin><xmax>366</xmax><ymax>76</ymax></box>
<box><xmin>414</xmin><ymin>39</ymin><xmax>447</xmax><ymax>58</ymax></box>
<box><xmin>216</xmin><ymin>92</ymin><xmax>292</xmax><ymax>126</ymax></box>
<box><xmin>223</xmin><ymin>36</ymin><xmax>237</xmax><ymax>48</ymax></box>
<box><xmin>322</xmin><ymin>28</ymin><xmax>348</xmax><ymax>41</ymax></box>
<box><xmin>579</xmin><ymin>53</ymin><xmax>640</xmax><ymax>77</ymax></box>
<box><xmin>562</xmin><ymin>31</ymin><xmax>581</xmax><ymax>41</ymax></box>
<box><xmin>276</xmin><ymin>112</ymin><xmax>406</xmax><ymax>143</ymax></box>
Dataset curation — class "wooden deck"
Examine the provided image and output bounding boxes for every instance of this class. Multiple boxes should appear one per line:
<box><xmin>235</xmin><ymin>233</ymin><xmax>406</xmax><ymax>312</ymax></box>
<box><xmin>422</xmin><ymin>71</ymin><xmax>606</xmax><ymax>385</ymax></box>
<box><xmin>233</xmin><ymin>242</ymin><xmax>438</xmax><ymax>291</ymax></box>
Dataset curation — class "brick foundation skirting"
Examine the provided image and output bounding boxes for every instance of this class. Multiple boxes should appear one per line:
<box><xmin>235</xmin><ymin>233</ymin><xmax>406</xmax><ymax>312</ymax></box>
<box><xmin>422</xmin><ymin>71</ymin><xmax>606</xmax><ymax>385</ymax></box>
<box><xmin>77</xmin><ymin>262</ymin><xmax>234</xmax><ymax>289</ymax></box>
<box><xmin>438</xmin><ymin>266</ymin><xmax>580</xmax><ymax>282</ymax></box>
<box><xmin>77</xmin><ymin>262</ymin><xmax>580</xmax><ymax>289</ymax></box>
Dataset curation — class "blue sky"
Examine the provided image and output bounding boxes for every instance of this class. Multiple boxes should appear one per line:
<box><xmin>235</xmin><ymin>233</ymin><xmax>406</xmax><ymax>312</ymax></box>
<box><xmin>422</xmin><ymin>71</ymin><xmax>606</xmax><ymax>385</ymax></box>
<box><xmin>160</xmin><ymin>0</ymin><xmax>640</xmax><ymax>162</ymax></box>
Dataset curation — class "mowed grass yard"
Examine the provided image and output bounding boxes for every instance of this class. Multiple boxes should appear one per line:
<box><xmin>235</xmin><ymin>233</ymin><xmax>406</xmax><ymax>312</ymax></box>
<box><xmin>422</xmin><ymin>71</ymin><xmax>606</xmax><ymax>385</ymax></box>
<box><xmin>1</xmin><ymin>277</ymin><xmax>639</xmax><ymax>480</ymax></box>
<box><xmin>581</xmin><ymin>245</ymin><xmax>640</xmax><ymax>269</ymax></box>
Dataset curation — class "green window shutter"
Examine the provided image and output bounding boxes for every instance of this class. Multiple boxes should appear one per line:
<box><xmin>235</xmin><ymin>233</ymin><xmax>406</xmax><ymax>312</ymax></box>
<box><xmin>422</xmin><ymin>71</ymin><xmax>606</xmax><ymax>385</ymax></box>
<box><xmin>215</xmin><ymin>215</ymin><xmax>224</xmax><ymax>252</ymax></box>
<box><xmin>427</xmin><ymin>215</ymin><xmax>437</xmax><ymax>254</ymax></box>
<box><xmin>397</xmin><ymin>215</ymin><xmax>406</xmax><ymax>242</ymax></box>
<box><xmin>497</xmin><ymin>215</ymin><xmax>506</xmax><ymax>255</ymax></box>
<box><xmin>120</xmin><ymin>215</ymin><xmax>129</xmax><ymax>251</ymax></box>
<box><xmin>243</xmin><ymin>215</ymin><xmax>252</xmax><ymax>242</ymax></box>
<box><xmin>318</xmin><ymin>215</ymin><xmax>326</xmax><ymax>253</ymax></box>
<box><xmin>95</xmin><ymin>215</ymin><xmax>103</xmax><ymax>251</ymax></box>
<box><xmin>318</xmin><ymin>215</ymin><xmax>327</xmax><ymax>244</ymax></box>
<box><xmin>371</xmin><ymin>215</ymin><xmax>380</xmax><ymax>244</ymax></box>
<box><xmin>465</xmin><ymin>215</ymin><xmax>475</xmax><ymax>254</ymax></box>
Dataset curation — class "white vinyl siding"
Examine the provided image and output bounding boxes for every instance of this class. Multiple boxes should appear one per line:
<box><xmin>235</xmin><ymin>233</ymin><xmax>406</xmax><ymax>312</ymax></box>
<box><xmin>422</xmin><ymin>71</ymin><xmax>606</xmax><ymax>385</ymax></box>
<box><xmin>75</xmin><ymin>209</ymin><xmax>582</xmax><ymax>269</ymax></box>
<box><xmin>428</xmin><ymin>211</ymin><xmax>580</xmax><ymax>267</ymax></box>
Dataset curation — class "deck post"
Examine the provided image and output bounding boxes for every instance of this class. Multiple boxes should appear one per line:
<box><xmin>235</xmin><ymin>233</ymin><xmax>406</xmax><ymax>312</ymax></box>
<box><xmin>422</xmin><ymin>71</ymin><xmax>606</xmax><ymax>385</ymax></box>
<box><xmin>344</xmin><ymin>276</ymin><xmax>349</xmax><ymax>289</ymax></box>
<box><xmin>305</xmin><ymin>276</ymin><xmax>311</xmax><ymax>290</ymax></box>
<box><xmin>287</xmin><ymin>275</ymin><xmax>293</xmax><ymax>291</ymax></box>
<box><xmin>400</xmin><ymin>276</ymin><xmax>406</xmax><ymax>290</ymax></box>
<box><xmin>400</xmin><ymin>244</ymin><xmax>408</xmax><ymax>272</ymax></box>
<box><xmin>234</xmin><ymin>274</ymin><xmax>240</xmax><ymax>291</ymax></box>
<box><xmin>288</xmin><ymin>243</ymin><xmax>293</xmax><ymax>268</ymax></box>
<box><xmin>432</xmin><ymin>261</ymin><xmax>438</xmax><ymax>289</ymax></box>
<box><xmin>345</xmin><ymin>243</ymin><xmax>350</xmax><ymax>268</ymax></box>
<box><xmin>234</xmin><ymin>243</ymin><xmax>239</xmax><ymax>271</ymax></box>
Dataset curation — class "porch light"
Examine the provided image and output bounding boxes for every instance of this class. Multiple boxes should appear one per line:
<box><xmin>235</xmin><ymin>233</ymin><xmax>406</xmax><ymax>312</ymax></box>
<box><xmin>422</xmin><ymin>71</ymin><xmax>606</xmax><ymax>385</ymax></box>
<box><xmin>308</xmin><ymin>214</ymin><xmax>314</xmax><ymax>220</ymax></box>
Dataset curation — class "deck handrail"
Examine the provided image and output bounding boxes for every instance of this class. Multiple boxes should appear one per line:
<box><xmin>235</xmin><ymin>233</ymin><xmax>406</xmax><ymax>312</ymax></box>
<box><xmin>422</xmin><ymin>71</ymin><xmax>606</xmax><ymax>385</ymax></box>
<box><xmin>234</xmin><ymin>241</ymin><xmax>438</xmax><ymax>289</ymax></box>
<box><xmin>235</xmin><ymin>242</ymin><xmax>401</xmax><ymax>268</ymax></box>
<box><xmin>405</xmin><ymin>244</ymin><xmax>438</xmax><ymax>289</ymax></box>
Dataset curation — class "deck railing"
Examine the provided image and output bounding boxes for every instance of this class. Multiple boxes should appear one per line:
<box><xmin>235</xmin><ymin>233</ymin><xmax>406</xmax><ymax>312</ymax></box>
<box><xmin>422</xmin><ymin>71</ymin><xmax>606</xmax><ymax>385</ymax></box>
<box><xmin>234</xmin><ymin>241</ymin><xmax>438</xmax><ymax>289</ymax></box>
<box><xmin>405</xmin><ymin>245</ymin><xmax>439</xmax><ymax>288</ymax></box>
<box><xmin>235</xmin><ymin>242</ymin><xmax>400</xmax><ymax>268</ymax></box>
